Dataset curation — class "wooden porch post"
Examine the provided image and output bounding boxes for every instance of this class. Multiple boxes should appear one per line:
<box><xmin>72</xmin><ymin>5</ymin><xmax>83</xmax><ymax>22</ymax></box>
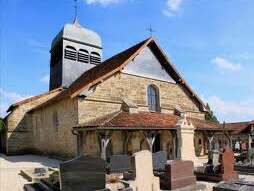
<box><xmin>143</xmin><ymin>131</ymin><xmax>158</xmax><ymax>152</ymax></box>
<box><xmin>123</xmin><ymin>130</ymin><xmax>131</xmax><ymax>154</ymax></box>
<box><xmin>98</xmin><ymin>130</ymin><xmax>112</xmax><ymax>160</ymax></box>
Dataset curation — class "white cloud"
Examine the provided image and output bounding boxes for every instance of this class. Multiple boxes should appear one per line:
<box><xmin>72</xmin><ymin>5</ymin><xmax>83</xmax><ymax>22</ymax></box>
<box><xmin>0</xmin><ymin>88</ymin><xmax>32</xmax><ymax>117</ymax></box>
<box><xmin>84</xmin><ymin>0</ymin><xmax>123</xmax><ymax>5</ymax></box>
<box><xmin>212</xmin><ymin>57</ymin><xmax>242</xmax><ymax>71</ymax></box>
<box><xmin>0</xmin><ymin>88</ymin><xmax>28</xmax><ymax>102</ymax></box>
<box><xmin>163</xmin><ymin>0</ymin><xmax>183</xmax><ymax>17</ymax></box>
<box><xmin>206</xmin><ymin>96</ymin><xmax>254</xmax><ymax>122</ymax></box>
<box><xmin>40</xmin><ymin>74</ymin><xmax>49</xmax><ymax>84</ymax></box>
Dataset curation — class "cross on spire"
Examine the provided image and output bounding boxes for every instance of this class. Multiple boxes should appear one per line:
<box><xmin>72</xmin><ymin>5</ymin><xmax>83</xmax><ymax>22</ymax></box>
<box><xmin>147</xmin><ymin>24</ymin><xmax>155</xmax><ymax>37</ymax></box>
<box><xmin>73</xmin><ymin>0</ymin><xmax>79</xmax><ymax>23</ymax></box>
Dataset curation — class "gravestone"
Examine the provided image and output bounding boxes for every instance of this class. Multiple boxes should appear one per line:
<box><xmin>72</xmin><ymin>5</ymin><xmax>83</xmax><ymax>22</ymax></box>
<box><xmin>152</xmin><ymin>151</ymin><xmax>167</xmax><ymax>171</ymax></box>
<box><xmin>212</xmin><ymin>150</ymin><xmax>220</xmax><ymax>167</ymax></box>
<box><xmin>221</xmin><ymin>147</ymin><xmax>238</xmax><ymax>181</ymax></box>
<box><xmin>127</xmin><ymin>150</ymin><xmax>160</xmax><ymax>191</ymax></box>
<box><xmin>59</xmin><ymin>156</ymin><xmax>106</xmax><ymax>191</ymax></box>
<box><xmin>213</xmin><ymin>180</ymin><xmax>254</xmax><ymax>191</ymax></box>
<box><xmin>160</xmin><ymin>160</ymin><xmax>196</xmax><ymax>190</ymax></box>
<box><xmin>109</xmin><ymin>155</ymin><xmax>131</xmax><ymax>173</ymax></box>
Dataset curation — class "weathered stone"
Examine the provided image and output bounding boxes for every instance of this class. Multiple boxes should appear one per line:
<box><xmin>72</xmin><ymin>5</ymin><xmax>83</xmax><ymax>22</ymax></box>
<box><xmin>126</xmin><ymin>150</ymin><xmax>160</xmax><ymax>191</ymax></box>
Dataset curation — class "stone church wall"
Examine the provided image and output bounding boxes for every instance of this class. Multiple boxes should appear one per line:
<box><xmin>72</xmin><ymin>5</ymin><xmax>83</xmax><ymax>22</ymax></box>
<box><xmin>5</xmin><ymin>90</ymin><xmax>61</xmax><ymax>154</ymax></box>
<box><xmin>30</xmin><ymin>98</ymin><xmax>78</xmax><ymax>158</ymax></box>
<box><xmin>78</xmin><ymin>72</ymin><xmax>205</xmax><ymax>124</ymax></box>
<box><xmin>77</xmin><ymin>72</ymin><xmax>205</xmax><ymax>156</ymax></box>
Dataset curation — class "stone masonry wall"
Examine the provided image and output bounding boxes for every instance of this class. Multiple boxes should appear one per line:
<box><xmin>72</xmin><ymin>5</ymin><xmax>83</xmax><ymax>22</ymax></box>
<box><xmin>78</xmin><ymin>72</ymin><xmax>205</xmax><ymax>124</ymax></box>
<box><xmin>5</xmin><ymin>90</ymin><xmax>61</xmax><ymax>154</ymax></box>
<box><xmin>77</xmin><ymin>73</ymin><xmax>205</xmax><ymax>156</ymax></box>
<box><xmin>30</xmin><ymin>98</ymin><xmax>78</xmax><ymax>158</ymax></box>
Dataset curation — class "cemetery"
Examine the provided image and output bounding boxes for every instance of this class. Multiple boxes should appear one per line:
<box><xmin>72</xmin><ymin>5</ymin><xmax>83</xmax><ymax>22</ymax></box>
<box><xmin>18</xmin><ymin>136</ymin><xmax>254</xmax><ymax>191</ymax></box>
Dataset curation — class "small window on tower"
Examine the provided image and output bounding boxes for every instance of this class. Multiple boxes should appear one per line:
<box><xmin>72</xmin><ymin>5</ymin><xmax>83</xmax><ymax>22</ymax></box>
<box><xmin>90</xmin><ymin>52</ymin><xmax>101</xmax><ymax>65</ymax></box>
<box><xmin>78</xmin><ymin>49</ymin><xmax>89</xmax><ymax>63</ymax></box>
<box><xmin>64</xmin><ymin>46</ymin><xmax>77</xmax><ymax>61</ymax></box>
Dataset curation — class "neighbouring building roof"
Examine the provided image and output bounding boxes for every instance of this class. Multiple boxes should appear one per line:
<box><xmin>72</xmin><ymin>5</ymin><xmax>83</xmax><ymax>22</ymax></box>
<box><xmin>32</xmin><ymin>37</ymin><xmax>207</xmax><ymax>112</ymax></box>
<box><xmin>224</xmin><ymin>121</ymin><xmax>254</xmax><ymax>134</ymax></box>
<box><xmin>6</xmin><ymin>87</ymin><xmax>64</xmax><ymax>113</ymax></box>
<box><xmin>73</xmin><ymin>111</ymin><xmax>222</xmax><ymax>131</ymax></box>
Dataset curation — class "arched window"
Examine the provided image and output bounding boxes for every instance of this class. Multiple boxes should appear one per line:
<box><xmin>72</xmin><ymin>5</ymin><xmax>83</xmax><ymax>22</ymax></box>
<box><xmin>78</xmin><ymin>49</ymin><xmax>89</xmax><ymax>63</ymax></box>
<box><xmin>64</xmin><ymin>46</ymin><xmax>77</xmax><ymax>61</ymax></box>
<box><xmin>90</xmin><ymin>52</ymin><xmax>101</xmax><ymax>65</ymax></box>
<box><xmin>147</xmin><ymin>85</ymin><xmax>160</xmax><ymax>112</ymax></box>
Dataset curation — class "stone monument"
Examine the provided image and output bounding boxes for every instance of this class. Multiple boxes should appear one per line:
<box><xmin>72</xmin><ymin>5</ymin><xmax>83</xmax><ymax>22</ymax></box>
<box><xmin>127</xmin><ymin>150</ymin><xmax>160</xmax><ymax>191</ymax></box>
<box><xmin>59</xmin><ymin>156</ymin><xmax>106</xmax><ymax>191</ymax></box>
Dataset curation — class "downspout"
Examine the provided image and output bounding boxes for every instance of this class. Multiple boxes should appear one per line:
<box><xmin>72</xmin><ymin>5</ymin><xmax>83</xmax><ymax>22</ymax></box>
<box><xmin>72</xmin><ymin>128</ymin><xmax>81</xmax><ymax>156</ymax></box>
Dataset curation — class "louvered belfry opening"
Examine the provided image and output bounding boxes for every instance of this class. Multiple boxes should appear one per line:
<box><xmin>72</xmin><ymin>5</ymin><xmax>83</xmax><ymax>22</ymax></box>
<box><xmin>64</xmin><ymin>45</ymin><xmax>77</xmax><ymax>61</ymax></box>
<box><xmin>78</xmin><ymin>49</ymin><xmax>89</xmax><ymax>63</ymax></box>
<box><xmin>90</xmin><ymin>52</ymin><xmax>101</xmax><ymax>65</ymax></box>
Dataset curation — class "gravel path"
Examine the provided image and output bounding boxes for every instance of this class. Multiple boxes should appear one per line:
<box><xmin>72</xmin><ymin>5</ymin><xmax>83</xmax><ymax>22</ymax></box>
<box><xmin>1</xmin><ymin>154</ymin><xmax>254</xmax><ymax>191</ymax></box>
<box><xmin>0</xmin><ymin>154</ymin><xmax>60</xmax><ymax>191</ymax></box>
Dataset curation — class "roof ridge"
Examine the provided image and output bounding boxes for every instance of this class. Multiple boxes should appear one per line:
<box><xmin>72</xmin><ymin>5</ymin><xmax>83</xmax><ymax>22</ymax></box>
<box><xmin>7</xmin><ymin>87</ymin><xmax>64</xmax><ymax>112</ymax></box>
<box><xmin>68</xmin><ymin>37</ymin><xmax>153</xmax><ymax>97</ymax></box>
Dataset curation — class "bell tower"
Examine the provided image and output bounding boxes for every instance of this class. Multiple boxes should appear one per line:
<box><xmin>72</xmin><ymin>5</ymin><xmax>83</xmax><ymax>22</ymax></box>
<box><xmin>49</xmin><ymin>3</ymin><xmax>102</xmax><ymax>90</ymax></box>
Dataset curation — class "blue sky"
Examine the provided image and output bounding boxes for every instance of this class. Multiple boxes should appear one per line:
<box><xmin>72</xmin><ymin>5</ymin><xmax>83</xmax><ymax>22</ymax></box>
<box><xmin>1</xmin><ymin>0</ymin><xmax>254</xmax><ymax>122</ymax></box>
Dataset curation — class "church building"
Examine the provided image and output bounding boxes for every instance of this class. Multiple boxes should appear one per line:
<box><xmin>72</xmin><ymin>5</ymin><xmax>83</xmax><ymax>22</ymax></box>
<box><xmin>3</xmin><ymin>17</ymin><xmax>246</xmax><ymax>163</ymax></box>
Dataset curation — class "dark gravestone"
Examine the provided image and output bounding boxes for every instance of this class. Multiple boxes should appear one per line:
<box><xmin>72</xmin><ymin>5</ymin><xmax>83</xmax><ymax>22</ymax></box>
<box><xmin>160</xmin><ymin>160</ymin><xmax>196</xmax><ymax>190</ymax></box>
<box><xmin>152</xmin><ymin>151</ymin><xmax>167</xmax><ymax>171</ymax></box>
<box><xmin>109</xmin><ymin>155</ymin><xmax>131</xmax><ymax>173</ymax></box>
<box><xmin>60</xmin><ymin>156</ymin><xmax>106</xmax><ymax>191</ymax></box>
<box><xmin>213</xmin><ymin>181</ymin><xmax>254</xmax><ymax>191</ymax></box>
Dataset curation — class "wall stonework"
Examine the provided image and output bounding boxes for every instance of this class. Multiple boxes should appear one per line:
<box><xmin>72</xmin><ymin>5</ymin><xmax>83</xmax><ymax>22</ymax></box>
<box><xmin>30</xmin><ymin>98</ymin><xmax>78</xmax><ymax>158</ymax></box>
<box><xmin>78</xmin><ymin>73</ymin><xmax>205</xmax><ymax>124</ymax></box>
<box><xmin>5</xmin><ymin>67</ymin><xmax>205</xmax><ymax>157</ymax></box>
<box><xmin>5</xmin><ymin>90</ymin><xmax>61</xmax><ymax>154</ymax></box>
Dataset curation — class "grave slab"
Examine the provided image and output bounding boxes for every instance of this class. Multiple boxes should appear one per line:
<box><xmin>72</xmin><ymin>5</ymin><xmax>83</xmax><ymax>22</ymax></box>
<box><xmin>59</xmin><ymin>156</ymin><xmax>106</xmax><ymax>191</ymax></box>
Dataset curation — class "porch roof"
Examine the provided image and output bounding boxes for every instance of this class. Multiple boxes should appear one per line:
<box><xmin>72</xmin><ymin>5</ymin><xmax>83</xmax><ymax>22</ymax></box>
<box><xmin>73</xmin><ymin>111</ymin><xmax>223</xmax><ymax>131</ymax></box>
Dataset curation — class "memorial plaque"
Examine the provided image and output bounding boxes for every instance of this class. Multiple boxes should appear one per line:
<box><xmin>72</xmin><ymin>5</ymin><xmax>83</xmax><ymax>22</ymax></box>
<box><xmin>152</xmin><ymin>151</ymin><xmax>167</xmax><ymax>171</ymax></box>
<box><xmin>60</xmin><ymin>156</ymin><xmax>106</xmax><ymax>191</ymax></box>
<box><xmin>109</xmin><ymin>155</ymin><xmax>131</xmax><ymax>173</ymax></box>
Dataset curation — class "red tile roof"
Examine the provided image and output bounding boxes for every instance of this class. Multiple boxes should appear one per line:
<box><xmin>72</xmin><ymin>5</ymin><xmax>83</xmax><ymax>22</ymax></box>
<box><xmin>189</xmin><ymin>118</ymin><xmax>222</xmax><ymax>131</ymax></box>
<box><xmin>75</xmin><ymin>111</ymin><xmax>179</xmax><ymax>130</ymax></box>
<box><xmin>74</xmin><ymin>111</ymin><xmax>222</xmax><ymax>131</ymax></box>
<box><xmin>224</xmin><ymin>121</ymin><xmax>254</xmax><ymax>134</ymax></box>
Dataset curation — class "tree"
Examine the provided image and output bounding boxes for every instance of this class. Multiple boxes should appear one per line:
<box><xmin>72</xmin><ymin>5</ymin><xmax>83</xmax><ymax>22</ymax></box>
<box><xmin>205</xmin><ymin>103</ymin><xmax>219</xmax><ymax>123</ymax></box>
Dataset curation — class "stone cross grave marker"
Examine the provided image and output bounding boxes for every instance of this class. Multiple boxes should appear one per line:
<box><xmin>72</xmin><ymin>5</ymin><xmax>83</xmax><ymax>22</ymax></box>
<box><xmin>59</xmin><ymin>156</ymin><xmax>106</xmax><ymax>191</ymax></box>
